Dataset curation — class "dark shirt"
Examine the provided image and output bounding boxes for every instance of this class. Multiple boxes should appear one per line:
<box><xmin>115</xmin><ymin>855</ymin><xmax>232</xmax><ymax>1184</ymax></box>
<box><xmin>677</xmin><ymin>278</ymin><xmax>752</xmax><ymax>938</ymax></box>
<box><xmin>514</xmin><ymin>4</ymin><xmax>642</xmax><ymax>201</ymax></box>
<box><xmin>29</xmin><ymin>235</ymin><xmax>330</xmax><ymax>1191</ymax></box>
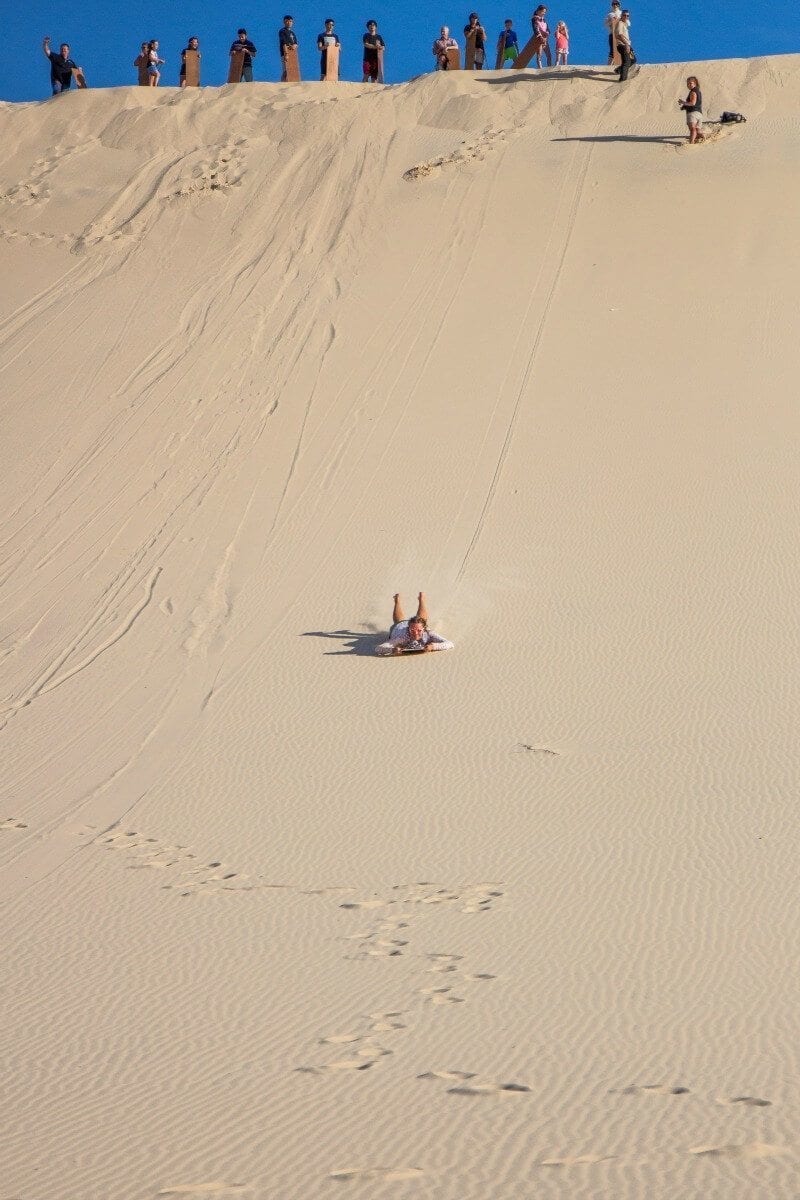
<box><xmin>230</xmin><ymin>39</ymin><xmax>256</xmax><ymax>67</ymax></box>
<box><xmin>48</xmin><ymin>50</ymin><xmax>76</xmax><ymax>85</ymax></box>
<box><xmin>279</xmin><ymin>27</ymin><xmax>298</xmax><ymax>53</ymax></box>
<box><xmin>684</xmin><ymin>87</ymin><xmax>703</xmax><ymax>112</ymax></box>
<box><xmin>464</xmin><ymin>24</ymin><xmax>486</xmax><ymax>50</ymax></box>
<box><xmin>362</xmin><ymin>32</ymin><xmax>385</xmax><ymax>59</ymax></box>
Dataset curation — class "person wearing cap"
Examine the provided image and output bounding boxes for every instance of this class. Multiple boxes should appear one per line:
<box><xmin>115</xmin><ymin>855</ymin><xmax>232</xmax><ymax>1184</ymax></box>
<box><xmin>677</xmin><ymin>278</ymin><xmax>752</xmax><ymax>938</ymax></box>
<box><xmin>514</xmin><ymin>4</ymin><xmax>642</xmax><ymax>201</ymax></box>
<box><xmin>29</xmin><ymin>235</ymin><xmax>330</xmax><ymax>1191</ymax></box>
<box><xmin>362</xmin><ymin>20</ymin><xmax>385</xmax><ymax>82</ymax></box>
<box><xmin>42</xmin><ymin>36</ymin><xmax>81</xmax><ymax>95</ymax></box>
<box><xmin>278</xmin><ymin>16</ymin><xmax>298</xmax><ymax>81</ymax></box>
<box><xmin>497</xmin><ymin>19</ymin><xmax>519</xmax><ymax>67</ymax></box>
<box><xmin>464</xmin><ymin>13</ymin><xmax>488</xmax><ymax>69</ymax></box>
<box><xmin>604</xmin><ymin>1</ymin><xmax>621</xmax><ymax>65</ymax></box>
<box><xmin>433</xmin><ymin>26</ymin><xmax>459</xmax><ymax>70</ymax></box>
<box><xmin>317</xmin><ymin>19</ymin><xmax>341</xmax><ymax>80</ymax></box>
<box><xmin>230</xmin><ymin>28</ymin><xmax>257</xmax><ymax>82</ymax></box>
<box><xmin>179</xmin><ymin>36</ymin><xmax>200</xmax><ymax>87</ymax></box>
<box><xmin>375</xmin><ymin>594</ymin><xmax>454</xmax><ymax>656</ymax></box>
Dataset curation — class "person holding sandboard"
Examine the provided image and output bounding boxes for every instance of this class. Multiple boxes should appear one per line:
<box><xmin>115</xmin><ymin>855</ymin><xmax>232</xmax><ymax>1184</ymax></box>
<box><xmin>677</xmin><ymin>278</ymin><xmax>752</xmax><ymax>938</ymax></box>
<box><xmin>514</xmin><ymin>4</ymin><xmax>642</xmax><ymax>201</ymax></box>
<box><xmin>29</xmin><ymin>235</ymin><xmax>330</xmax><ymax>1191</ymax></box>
<box><xmin>464</xmin><ymin>13</ymin><xmax>488</xmax><ymax>70</ymax></box>
<box><xmin>134</xmin><ymin>41</ymin><xmax>149</xmax><ymax>85</ymax></box>
<box><xmin>229</xmin><ymin>28</ymin><xmax>257</xmax><ymax>83</ymax></box>
<box><xmin>317</xmin><ymin>19</ymin><xmax>341</xmax><ymax>81</ymax></box>
<box><xmin>42</xmin><ymin>37</ymin><xmax>83</xmax><ymax>95</ymax></box>
<box><xmin>433</xmin><ymin>26</ymin><xmax>460</xmax><ymax>70</ymax></box>
<box><xmin>362</xmin><ymin>20</ymin><xmax>385</xmax><ymax>82</ymax></box>
<box><xmin>180</xmin><ymin>37</ymin><xmax>201</xmax><ymax>87</ymax></box>
<box><xmin>495</xmin><ymin>19</ymin><xmax>519</xmax><ymax>68</ymax></box>
<box><xmin>279</xmin><ymin>16</ymin><xmax>300</xmax><ymax>82</ymax></box>
<box><xmin>374</xmin><ymin>594</ymin><xmax>454</xmax><ymax>656</ymax></box>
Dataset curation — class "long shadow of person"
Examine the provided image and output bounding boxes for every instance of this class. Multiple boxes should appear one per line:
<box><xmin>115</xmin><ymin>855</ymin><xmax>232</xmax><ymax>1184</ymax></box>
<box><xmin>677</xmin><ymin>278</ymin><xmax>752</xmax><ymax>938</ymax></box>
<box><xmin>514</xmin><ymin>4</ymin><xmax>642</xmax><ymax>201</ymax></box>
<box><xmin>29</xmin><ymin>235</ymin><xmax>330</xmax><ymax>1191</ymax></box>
<box><xmin>301</xmin><ymin>628</ymin><xmax>383</xmax><ymax>656</ymax></box>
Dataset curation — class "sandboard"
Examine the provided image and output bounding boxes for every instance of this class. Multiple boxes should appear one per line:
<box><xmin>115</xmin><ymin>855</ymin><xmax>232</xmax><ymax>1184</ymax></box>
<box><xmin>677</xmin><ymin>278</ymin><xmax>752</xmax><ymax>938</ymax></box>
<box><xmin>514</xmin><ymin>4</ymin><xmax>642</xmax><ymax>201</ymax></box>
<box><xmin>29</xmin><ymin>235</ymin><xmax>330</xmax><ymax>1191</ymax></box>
<box><xmin>72</xmin><ymin>67</ymin><xmax>87</xmax><ymax>89</ymax></box>
<box><xmin>512</xmin><ymin>34</ymin><xmax>543</xmax><ymax>69</ymax></box>
<box><xmin>184</xmin><ymin>49</ymin><xmax>200</xmax><ymax>87</ymax></box>
<box><xmin>323</xmin><ymin>44</ymin><xmax>340</xmax><ymax>81</ymax></box>
<box><xmin>135</xmin><ymin>56</ymin><xmax>148</xmax><ymax>86</ymax></box>
<box><xmin>377</xmin><ymin>46</ymin><xmax>384</xmax><ymax>84</ymax></box>
<box><xmin>228</xmin><ymin>51</ymin><xmax>245</xmax><ymax>83</ymax></box>
<box><xmin>495</xmin><ymin>40</ymin><xmax>505</xmax><ymax>70</ymax></box>
<box><xmin>464</xmin><ymin>32</ymin><xmax>477</xmax><ymax>70</ymax></box>
<box><xmin>284</xmin><ymin>44</ymin><xmax>300</xmax><ymax>82</ymax></box>
<box><xmin>445</xmin><ymin>47</ymin><xmax>461</xmax><ymax>71</ymax></box>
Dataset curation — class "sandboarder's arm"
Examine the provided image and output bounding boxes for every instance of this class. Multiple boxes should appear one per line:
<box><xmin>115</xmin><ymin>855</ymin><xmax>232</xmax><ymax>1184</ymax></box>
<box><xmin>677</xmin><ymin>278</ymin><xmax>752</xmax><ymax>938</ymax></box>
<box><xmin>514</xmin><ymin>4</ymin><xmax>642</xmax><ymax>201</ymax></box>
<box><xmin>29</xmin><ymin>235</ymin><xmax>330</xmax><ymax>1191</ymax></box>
<box><xmin>42</xmin><ymin>37</ymin><xmax>53</xmax><ymax>61</ymax></box>
<box><xmin>423</xmin><ymin>633</ymin><xmax>454</xmax><ymax>652</ymax></box>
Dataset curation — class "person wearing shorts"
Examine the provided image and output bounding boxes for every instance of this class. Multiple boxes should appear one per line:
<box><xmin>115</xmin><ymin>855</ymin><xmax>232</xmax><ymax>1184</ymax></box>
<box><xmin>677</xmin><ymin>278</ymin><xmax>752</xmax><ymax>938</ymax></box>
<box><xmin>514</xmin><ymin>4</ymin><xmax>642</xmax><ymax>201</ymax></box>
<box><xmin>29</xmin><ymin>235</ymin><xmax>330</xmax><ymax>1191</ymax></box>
<box><xmin>679</xmin><ymin>75</ymin><xmax>704</xmax><ymax>143</ymax></box>
<box><xmin>497</xmin><ymin>20</ymin><xmax>519</xmax><ymax>66</ymax></box>
<box><xmin>362</xmin><ymin>20</ymin><xmax>385</xmax><ymax>82</ymax></box>
<box><xmin>42</xmin><ymin>37</ymin><xmax>79</xmax><ymax>95</ymax></box>
<box><xmin>375</xmin><ymin>593</ymin><xmax>454</xmax><ymax>656</ymax></box>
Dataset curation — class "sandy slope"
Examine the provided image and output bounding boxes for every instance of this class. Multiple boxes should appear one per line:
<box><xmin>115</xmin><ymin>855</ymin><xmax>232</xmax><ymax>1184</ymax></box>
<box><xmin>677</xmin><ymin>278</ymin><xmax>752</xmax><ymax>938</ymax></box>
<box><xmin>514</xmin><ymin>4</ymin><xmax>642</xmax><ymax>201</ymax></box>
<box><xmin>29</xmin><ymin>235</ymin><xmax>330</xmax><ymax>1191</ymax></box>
<box><xmin>1</xmin><ymin>57</ymin><xmax>800</xmax><ymax>1199</ymax></box>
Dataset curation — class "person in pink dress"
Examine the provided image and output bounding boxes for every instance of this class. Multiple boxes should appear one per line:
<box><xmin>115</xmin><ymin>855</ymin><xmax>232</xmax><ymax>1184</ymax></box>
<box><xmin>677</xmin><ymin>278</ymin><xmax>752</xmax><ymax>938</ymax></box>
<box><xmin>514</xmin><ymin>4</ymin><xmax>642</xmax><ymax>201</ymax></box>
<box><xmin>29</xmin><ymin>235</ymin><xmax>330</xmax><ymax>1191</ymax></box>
<box><xmin>555</xmin><ymin>20</ymin><xmax>569</xmax><ymax>66</ymax></box>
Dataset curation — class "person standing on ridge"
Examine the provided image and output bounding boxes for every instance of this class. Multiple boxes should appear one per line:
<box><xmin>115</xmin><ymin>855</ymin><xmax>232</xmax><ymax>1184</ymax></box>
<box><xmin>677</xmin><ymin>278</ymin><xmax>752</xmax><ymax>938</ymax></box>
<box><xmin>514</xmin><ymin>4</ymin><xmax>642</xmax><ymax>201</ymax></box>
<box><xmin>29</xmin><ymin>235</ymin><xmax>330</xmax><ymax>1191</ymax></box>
<box><xmin>230</xmin><ymin>28</ymin><xmax>257</xmax><ymax>81</ymax></box>
<box><xmin>615</xmin><ymin>9</ymin><xmax>633</xmax><ymax>81</ymax></box>
<box><xmin>497</xmin><ymin>19</ymin><xmax>519</xmax><ymax>67</ymax></box>
<box><xmin>146</xmin><ymin>40</ymin><xmax>164</xmax><ymax>87</ymax></box>
<box><xmin>362</xmin><ymin>20</ymin><xmax>385</xmax><ymax>82</ymax></box>
<box><xmin>433</xmin><ymin>26</ymin><xmax>459</xmax><ymax>69</ymax></box>
<box><xmin>555</xmin><ymin>20</ymin><xmax>569</xmax><ymax>66</ymax></box>
<box><xmin>317</xmin><ymin>19</ymin><xmax>340</xmax><ymax>80</ymax></box>
<box><xmin>279</xmin><ymin>16</ymin><xmax>298</xmax><ymax>81</ymax></box>
<box><xmin>42</xmin><ymin>37</ymin><xmax>80</xmax><ymax>95</ymax></box>
<box><xmin>179</xmin><ymin>37</ymin><xmax>200</xmax><ymax>87</ymax></box>
<box><xmin>679</xmin><ymin>75</ymin><xmax>705</xmax><ymax>143</ymax></box>
<box><xmin>464</xmin><ymin>13</ymin><xmax>488</xmax><ymax>69</ymax></box>
<box><xmin>532</xmin><ymin>6</ymin><xmax>552</xmax><ymax>68</ymax></box>
<box><xmin>605</xmin><ymin>0</ymin><xmax>621</xmax><ymax>65</ymax></box>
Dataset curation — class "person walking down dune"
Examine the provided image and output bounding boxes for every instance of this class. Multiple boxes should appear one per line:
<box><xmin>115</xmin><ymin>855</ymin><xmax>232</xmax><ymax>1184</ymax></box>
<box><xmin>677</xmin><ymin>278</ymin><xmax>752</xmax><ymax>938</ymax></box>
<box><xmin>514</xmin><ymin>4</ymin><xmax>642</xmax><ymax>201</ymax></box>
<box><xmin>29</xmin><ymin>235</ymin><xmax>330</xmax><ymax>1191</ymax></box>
<box><xmin>433</xmin><ymin>27</ymin><xmax>459</xmax><ymax>70</ymax></box>
<box><xmin>497</xmin><ymin>19</ymin><xmax>519</xmax><ymax>67</ymax></box>
<box><xmin>679</xmin><ymin>75</ymin><xmax>705</xmax><ymax>143</ymax></box>
<box><xmin>375</xmin><ymin>594</ymin><xmax>454</xmax><ymax>656</ymax></box>
<box><xmin>614</xmin><ymin>10</ymin><xmax>633</xmax><ymax>82</ymax></box>
<box><xmin>146</xmin><ymin>40</ymin><xmax>164</xmax><ymax>87</ymax></box>
<box><xmin>604</xmin><ymin>0</ymin><xmax>621</xmax><ymax>65</ymax></box>
<box><xmin>532</xmin><ymin>7</ymin><xmax>552</xmax><ymax>68</ymax></box>
<box><xmin>42</xmin><ymin>37</ymin><xmax>80</xmax><ymax>95</ymax></box>
<box><xmin>555</xmin><ymin>21</ymin><xmax>569</xmax><ymax>66</ymax></box>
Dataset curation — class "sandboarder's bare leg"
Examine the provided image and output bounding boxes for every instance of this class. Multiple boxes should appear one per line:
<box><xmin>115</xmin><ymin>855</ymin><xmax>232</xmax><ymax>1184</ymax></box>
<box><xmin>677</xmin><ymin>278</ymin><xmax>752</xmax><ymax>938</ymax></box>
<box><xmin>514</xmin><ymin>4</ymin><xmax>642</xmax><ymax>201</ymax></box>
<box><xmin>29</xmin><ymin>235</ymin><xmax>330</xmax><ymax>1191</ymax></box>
<box><xmin>415</xmin><ymin>592</ymin><xmax>429</xmax><ymax>623</ymax></box>
<box><xmin>392</xmin><ymin>593</ymin><xmax>406</xmax><ymax>625</ymax></box>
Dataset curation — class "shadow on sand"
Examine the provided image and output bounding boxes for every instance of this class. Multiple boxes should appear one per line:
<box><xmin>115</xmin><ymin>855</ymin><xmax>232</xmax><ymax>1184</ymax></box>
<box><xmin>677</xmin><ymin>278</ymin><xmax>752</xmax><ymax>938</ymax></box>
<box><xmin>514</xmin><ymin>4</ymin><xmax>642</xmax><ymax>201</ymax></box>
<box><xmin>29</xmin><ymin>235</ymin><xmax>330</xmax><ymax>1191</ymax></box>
<box><xmin>301</xmin><ymin>629</ymin><xmax>383</xmax><ymax>656</ymax></box>
<box><xmin>552</xmin><ymin>133</ymin><xmax>683</xmax><ymax>144</ymax></box>
<box><xmin>479</xmin><ymin>67</ymin><xmax>614</xmax><ymax>85</ymax></box>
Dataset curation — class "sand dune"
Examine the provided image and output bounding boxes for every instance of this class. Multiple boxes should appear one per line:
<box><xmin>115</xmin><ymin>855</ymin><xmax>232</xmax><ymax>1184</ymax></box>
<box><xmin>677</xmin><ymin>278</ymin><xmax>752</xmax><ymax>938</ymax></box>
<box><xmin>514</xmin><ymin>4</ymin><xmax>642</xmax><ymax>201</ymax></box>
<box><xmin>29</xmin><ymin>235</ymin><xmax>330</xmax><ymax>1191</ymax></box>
<box><xmin>2</xmin><ymin>57</ymin><xmax>800</xmax><ymax>1199</ymax></box>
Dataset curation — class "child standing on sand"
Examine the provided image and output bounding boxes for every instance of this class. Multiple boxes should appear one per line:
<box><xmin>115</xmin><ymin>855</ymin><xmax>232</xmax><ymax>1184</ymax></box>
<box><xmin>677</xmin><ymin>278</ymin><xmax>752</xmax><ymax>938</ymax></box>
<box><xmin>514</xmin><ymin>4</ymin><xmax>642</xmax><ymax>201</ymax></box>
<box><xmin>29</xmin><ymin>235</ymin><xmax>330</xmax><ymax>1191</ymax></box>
<box><xmin>147</xmin><ymin>39</ymin><xmax>164</xmax><ymax>87</ymax></box>
<box><xmin>555</xmin><ymin>21</ymin><xmax>569</xmax><ymax>66</ymax></box>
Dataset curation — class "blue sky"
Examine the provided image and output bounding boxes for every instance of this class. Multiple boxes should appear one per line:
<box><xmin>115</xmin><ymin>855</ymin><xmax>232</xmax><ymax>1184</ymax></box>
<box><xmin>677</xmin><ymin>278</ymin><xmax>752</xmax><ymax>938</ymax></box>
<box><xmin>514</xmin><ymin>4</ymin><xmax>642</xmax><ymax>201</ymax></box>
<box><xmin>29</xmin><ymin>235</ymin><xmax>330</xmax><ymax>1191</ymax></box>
<box><xmin>4</xmin><ymin>2</ymin><xmax>798</xmax><ymax>102</ymax></box>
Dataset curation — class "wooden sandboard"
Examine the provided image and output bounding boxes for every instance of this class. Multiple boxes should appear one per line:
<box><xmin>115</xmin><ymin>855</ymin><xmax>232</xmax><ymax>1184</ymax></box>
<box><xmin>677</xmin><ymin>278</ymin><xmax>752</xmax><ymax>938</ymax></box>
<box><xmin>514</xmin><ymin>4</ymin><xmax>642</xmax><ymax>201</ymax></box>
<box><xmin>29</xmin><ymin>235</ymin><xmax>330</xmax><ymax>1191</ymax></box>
<box><xmin>512</xmin><ymin>34</ymin><xmax>542</xmax><ymax>69</ymax></box>
<box><xmin>445</xmin><ymin>46</ymin><xmax>461</xmax><ymax>71</ymax></box>
<box><xmin>377</xmin><ymin>46</ymin><xmax>384</xmax><ymax>83</ymax></box>
<box><xmin>464</xmin><ymin>32</ymin><xmax>477</xmax><ymax>70</ymax></box>
<box><xmin>227</xmin><ymin>51</ymin><xmax>244</xmax><ymax>83</ymax></box>
<box><xmin>184</xmin><ymin>49</ymin><xmax>200</xmax><ymax>87</ymax></box>
<box><xmin>323</xmin><ymin>44</ymin><xmax>340</xmax><ymax>81</ymax></box>
<box><xmin>72</xmin><ymin>67</ymin><xmax>87</xmax><ymax>89</ymax></box>
<box><xmin>284</xmin><ymin>44</ymin><xmax>300</xmax><ymax>82</ymax></box>
<box><xmin>135</xmin><ymin>57</ymin><xmax>148</xmax><ymax>86</ymax></box>
<box><xmin>495</xmin><ymin>40</ymin><xmax>505</xmax><ymax>70</ymax></box>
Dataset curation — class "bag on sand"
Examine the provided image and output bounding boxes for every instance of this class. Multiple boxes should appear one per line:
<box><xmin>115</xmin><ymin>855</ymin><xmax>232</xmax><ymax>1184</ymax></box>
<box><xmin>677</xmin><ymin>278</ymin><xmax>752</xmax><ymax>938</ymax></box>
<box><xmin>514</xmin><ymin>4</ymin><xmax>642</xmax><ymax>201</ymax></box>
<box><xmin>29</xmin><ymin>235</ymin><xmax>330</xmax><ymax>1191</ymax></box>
<box><xmin>720</xmin><ymin>111</ymin><xmax>747</xmax><ymax>123</ymax></box>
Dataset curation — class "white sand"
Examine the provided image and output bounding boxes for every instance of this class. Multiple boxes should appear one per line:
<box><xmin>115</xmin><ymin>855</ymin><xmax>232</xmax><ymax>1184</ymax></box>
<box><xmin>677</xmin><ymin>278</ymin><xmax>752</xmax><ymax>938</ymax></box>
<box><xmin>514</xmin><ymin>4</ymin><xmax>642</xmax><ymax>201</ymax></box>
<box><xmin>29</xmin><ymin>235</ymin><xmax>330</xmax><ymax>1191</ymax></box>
<box><xmin>2</xmin><ymin>57</ymin><xmax>800</xmax><ymax>1199</ymax></box>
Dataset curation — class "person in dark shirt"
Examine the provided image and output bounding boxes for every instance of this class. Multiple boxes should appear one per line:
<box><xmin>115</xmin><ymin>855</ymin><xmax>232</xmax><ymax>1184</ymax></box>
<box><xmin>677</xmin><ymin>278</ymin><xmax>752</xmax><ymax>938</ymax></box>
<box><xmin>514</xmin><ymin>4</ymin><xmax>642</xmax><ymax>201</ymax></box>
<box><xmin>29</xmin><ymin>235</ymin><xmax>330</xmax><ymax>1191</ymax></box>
<box><xmin>317</xmin><ymin>19</ymin><xmax>340</xmax><ymax>80</ymax></box>
<box><xmin>180</xmin><ymin>37</ymin><xmax>200</xmax><ymax>87</ymax></box>
<box><xmin>464</xmin><ymin>13</ymin><xmax>487</xmax><ymax>69</ymax></box>
<box><xmin>279</xmin><ymin>16</ymin><xmax>298</xmax><ymax>81</ymax></box>
<box><xmin>362</xmin><ymin>20</ymin><xmax>385</xmax><ymax>83</ymax></box>
<box><xmin>42</xmin><ymin>36</ymin><xmax>79</xmax><ymax>95</ymax></box>
<box><xmin>230</xmin><ymin>28</ymin><xmax>257</xmax><ymax>82</ymax></box>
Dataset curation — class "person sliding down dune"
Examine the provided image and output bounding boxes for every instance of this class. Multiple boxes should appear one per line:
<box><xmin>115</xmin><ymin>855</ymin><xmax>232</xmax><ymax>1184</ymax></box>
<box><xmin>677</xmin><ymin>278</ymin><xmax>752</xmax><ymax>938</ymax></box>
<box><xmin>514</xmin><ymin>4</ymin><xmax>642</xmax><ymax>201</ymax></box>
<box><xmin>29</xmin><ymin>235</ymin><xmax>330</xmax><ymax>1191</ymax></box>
<box><xmin>375</xmin><ymin>593</ymin><xmax>454</xmax><ymax>656</ymax></box>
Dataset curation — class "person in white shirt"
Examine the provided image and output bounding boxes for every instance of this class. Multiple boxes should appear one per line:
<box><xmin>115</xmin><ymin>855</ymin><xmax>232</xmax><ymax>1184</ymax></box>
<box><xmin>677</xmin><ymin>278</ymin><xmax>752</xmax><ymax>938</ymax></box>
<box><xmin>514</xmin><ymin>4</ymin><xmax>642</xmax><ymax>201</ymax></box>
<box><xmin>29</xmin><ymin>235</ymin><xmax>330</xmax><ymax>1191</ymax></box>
<box><xmin>614</xmin><ymin>9</ymin><xmax>633</xmax><ymax>81</ymax></box>
<box><xmin>604</xmin><ymin>1</ymin><xmax>621</xmax><ymax>64</ymax></box>
<box><xmin>375</xmin><ymin>593</ymin><xmax>454</xmax><ymax>656</ymax></box>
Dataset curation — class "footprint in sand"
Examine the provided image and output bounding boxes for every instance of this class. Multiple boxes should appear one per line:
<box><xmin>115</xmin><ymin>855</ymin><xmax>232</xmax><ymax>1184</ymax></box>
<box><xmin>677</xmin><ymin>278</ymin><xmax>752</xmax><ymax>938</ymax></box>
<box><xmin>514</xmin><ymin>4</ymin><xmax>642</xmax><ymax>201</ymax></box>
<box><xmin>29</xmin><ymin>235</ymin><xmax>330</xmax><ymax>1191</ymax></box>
<box><xmin>418</xmin><ymin>986</ymin><xmax>466</xmax><ymax>1006</ymax></box>
<box><xmin>689</xmin><ymin>1142</ymin><xmax>788</xmax><ymax>1159</ymax></box>
<box><xmin>614</xmin><ymin>1083</ymin><xmax>690</xmax><ymax>1096</ymax></box>
<box><xmin>1</xmin><ymin>817</ymin><xmax>28</xmax><ymax>830</ymax></box>
<box><xmin>715</xmin><ymin>1095</ymin><xmax>772</xmax><ymax>1107</ymax></box>
<box><xmin>330</xmin><ymin>1167</ymin><xmax>424</xmax><ymax>1183</ymax></box>
<box><xmin>418</xmin><ymin>1071</ymin><xmax>529</xmax><ymax>1096</ymax></box>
